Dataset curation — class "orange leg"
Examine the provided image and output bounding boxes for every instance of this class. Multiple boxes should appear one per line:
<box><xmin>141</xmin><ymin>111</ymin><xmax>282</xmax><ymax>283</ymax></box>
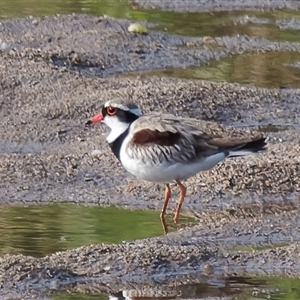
<box><xmin>173</xmin><ymin>180</ymin><xmax>187</xmax><ymax>224</ymax></box>
<box><xmin>160</xmin><ymin>183</ymin><xmax>171</xmax><ymax>234</ymax></box>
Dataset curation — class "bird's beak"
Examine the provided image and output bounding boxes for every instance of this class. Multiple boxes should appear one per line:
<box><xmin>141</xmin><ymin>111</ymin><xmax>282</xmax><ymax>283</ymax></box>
<box><xmin>86</xmin><ymin>113</ymin><xmax>104</xmax><ymax>125</ymax></box>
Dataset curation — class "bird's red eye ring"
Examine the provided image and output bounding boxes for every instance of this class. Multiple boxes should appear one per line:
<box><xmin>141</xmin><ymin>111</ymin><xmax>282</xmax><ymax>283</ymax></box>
<box><xmin>106</xmin><ymin>106</ymin><xmax>117</xmax><ymax>116</ymax></box>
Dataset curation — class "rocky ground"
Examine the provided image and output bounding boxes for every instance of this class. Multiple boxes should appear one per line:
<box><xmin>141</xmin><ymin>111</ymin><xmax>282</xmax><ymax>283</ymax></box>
<box><xmin>1</xmin><ymin>1</ymin><xmax>300</xmax><ymax>299</ymax></box>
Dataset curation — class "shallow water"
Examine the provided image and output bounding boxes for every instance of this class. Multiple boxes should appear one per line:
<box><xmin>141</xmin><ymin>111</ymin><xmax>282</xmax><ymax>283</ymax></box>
<box><xmin>0</xmin><ymin>204</ymin><xmax>164</xmax><ymax>257</ymax></box>
<box><xmin>1</xmin><ymin>205</ymin><xmax>300</xmax><ymax>300</ymax></box>
<box><xmin>52</xmin><ymin>276</ymin><xmax>300</xmax><ymax>300</ymax></box>
<box><xmin>127</xmin><ymin>51</ymin><xmax>300</xmax><ymax>88</ymax></box>
<box><xmin>1</xmin><ymin>1</ymin><xmax>300</xmax><ymax>88</ymax></box>
<box><xmin>1</xmin><ymin>1</ymin><xmax>300</xmax><ymax>43</ymax></box>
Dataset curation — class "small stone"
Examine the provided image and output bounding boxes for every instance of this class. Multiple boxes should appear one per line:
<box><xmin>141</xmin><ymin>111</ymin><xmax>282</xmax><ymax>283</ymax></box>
<box><xmin>0</xmin><ymin>42</ymin><xmax>7</xmax><ymax>50</ymax></box>
<box><xmin>128</xmin><ymin>23</ymin><xmax>148</xmax><ymax>34</ymax></box>
<box><xmin>77</xmin><ymin>136</ymin><xmax>85</xmax><ymax>142</ymax></box>
<box><xmin>84</xmin><ymin>174</ymin><xmax>93</xmax><ymax>182</ymax></box>
<box><xmin>103</xmin><ymin>266</ymin><xmax>111</xmax><ymax>271</ymax></box>
<box><xmin>91</xmin><ymin>149</ymin><xmax>104</xmax><ymax>158</ymax></box>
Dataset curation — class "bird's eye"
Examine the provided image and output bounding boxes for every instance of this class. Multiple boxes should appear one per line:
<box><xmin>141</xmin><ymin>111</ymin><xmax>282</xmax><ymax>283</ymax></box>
<box><xmin>106</xmin><ymin>106</ymin><xmax>117</xmax><ymax>116</ymax></box>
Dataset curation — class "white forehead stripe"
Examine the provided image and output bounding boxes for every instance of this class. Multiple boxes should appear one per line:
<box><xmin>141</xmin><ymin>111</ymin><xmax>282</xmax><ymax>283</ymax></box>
<box><xmin>104</xmin><ymin>101</ymin><xmax>129</xmax><ymax>111</ymax></box>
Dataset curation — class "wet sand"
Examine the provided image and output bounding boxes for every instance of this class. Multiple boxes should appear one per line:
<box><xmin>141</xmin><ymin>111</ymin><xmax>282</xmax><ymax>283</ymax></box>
<box><xmin>1</xmin><ymin>2</ymin><xmax>300</xmax><ymax>299</ymax></box>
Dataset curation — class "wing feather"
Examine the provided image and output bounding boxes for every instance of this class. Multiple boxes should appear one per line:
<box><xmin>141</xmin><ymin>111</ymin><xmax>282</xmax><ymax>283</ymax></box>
<box><xmin>125</xmin><ymin>113</ymin><xmax>216</xmax><ymax>164</ymax></box>
<box><xmin>125</xmin><ymin>113</ymin><xmax>265</xmax><ymax>164</ymax></box>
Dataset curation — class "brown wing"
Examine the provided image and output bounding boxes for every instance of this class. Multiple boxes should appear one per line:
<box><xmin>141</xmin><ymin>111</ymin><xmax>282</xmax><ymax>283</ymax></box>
<box><xmin>132</xmin><ymin>129</ymin><xmax>181</xmax><ymax>147</ymax></box>
<box><xmin>126</xmin><ymin>114</ymin><xmax>219</xmax><ymax>164</ymax></box>
<box><xmin>126</xmin><ymin>113</ymin><xmax>266</xmax><ymax>164</ymax></box>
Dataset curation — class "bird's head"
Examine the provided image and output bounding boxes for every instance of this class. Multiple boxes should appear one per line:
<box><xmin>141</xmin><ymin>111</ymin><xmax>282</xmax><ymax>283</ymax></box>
<box><xmin>87</xmin><ymin>100</ymin><xmax>142</xmax><ymax>143</ymax></box>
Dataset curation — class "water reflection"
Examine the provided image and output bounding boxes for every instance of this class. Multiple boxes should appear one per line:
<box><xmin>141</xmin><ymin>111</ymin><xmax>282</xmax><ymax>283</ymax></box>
<box><xmin>1</xmin><ymin>1</ymin><xmax>300</xmax><ymax>89</ymax></box>
<box><xmin>52</xmin><ymin>276</ymin><xmax>300</xmax><ymax>300</ymax></box>
<box><xmin>0</xmin><ymin>204</ymin><xmax>163</xmax><ymax>257</ymax></box>
<box><xmin>1</xmin><ymin>0</ymin><xmax>300</xmax><ymax>43</ymax></box>
<box><xmin>128</xmin><ymin>51</ymin><xmax>300</xmax><ymax>88</ymax></box>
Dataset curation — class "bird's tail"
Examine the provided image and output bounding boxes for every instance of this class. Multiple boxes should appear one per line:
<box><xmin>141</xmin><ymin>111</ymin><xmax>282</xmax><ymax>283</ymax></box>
<box><xmin>228</xmin><ymin>137</ymin><xmax>267</xmax><ymax>157</ymax></box>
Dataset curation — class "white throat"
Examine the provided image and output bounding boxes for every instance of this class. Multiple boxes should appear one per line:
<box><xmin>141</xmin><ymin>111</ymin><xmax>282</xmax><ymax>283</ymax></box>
<box><xmin>104</xmin><ymin>116</ymin><xmax>130</xmax><ymax>143</ymax></box>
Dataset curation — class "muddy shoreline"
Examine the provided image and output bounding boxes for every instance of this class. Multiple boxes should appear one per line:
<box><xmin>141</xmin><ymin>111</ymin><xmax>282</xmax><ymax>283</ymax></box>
<box><xmin>1</xmin><ymin>2</ymin><xmax>300</xmax><ymax>299</ymax></box>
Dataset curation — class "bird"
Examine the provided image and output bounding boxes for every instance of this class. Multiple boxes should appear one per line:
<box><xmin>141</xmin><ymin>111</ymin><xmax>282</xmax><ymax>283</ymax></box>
<box><xmin>87</xmin><ymin>100</ymin><xmax>267</xmax><ymax>234</ymax></box>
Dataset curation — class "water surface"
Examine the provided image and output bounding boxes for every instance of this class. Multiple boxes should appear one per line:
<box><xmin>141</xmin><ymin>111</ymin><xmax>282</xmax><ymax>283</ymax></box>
<box><xmin>1</xmin><ymin>0</ymin><xmax>300</xmax><ymax>43</ymax></box>
<box><xmin>0</xmin><ymin>204</ymin><xmax>163</xmax><ymax>257</ymax></box>
<box><xmin>51</xmin><ymin>276</ymin><xmax>300</xmax><ymax>300</ymax></box>
<box><xmin>1</xmin><ymin>1</ymin><xmax>300</xmax><ymax>88</ymax></box>
<box><xmin>128</xmin><ymin>51</ymin><xmax>300</xmax><ymax>88</ymax></box>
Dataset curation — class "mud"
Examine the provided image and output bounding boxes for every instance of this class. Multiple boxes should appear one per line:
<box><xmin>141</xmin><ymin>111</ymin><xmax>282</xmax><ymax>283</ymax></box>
<box><xmin>1</xmin><ymin>5</ymin><xmax>300</xmax><ymax>300</ymax></box>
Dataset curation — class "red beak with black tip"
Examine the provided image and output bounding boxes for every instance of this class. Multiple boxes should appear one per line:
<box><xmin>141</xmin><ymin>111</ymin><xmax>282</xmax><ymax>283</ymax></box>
<box><xmin>86</xmin><ymin>113</ymin><xmax>103</xmax><ymax>125</ymax></box>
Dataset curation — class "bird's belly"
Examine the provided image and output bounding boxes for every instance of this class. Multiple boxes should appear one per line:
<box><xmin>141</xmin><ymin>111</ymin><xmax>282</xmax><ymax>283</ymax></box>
<box><xmin>120</xmin><ymin>152</ymin><xmax>226</xmax><ymax>183</ymax></box>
